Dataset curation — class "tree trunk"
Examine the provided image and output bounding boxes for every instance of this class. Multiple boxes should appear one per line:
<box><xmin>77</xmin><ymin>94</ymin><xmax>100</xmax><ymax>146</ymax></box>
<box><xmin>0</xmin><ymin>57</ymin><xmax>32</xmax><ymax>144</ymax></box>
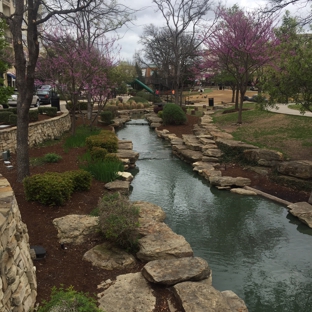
<box><xmin>235</xmin><ymin>84</ymin><xmax>239</xmax><ymax>110</ymax></box>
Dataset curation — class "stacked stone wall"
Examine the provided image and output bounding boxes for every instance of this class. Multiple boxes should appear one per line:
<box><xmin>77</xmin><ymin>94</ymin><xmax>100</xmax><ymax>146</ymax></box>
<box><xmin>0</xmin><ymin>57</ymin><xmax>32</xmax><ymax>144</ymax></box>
<box><xmin>0</xmin><ymin>112</ymin><xmax>71</xmax><ymax>154</ymax></box>
<box><xmin>0</xmin><ymin>175</ymin><xmax>37</xmax><ymax>312</ymax></box>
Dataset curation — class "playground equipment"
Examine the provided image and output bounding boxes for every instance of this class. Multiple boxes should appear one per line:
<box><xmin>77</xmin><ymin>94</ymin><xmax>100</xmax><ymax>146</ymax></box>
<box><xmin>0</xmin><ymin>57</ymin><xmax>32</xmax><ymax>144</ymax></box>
<box><xmin>134</xmin><ymin>78</ymin><xmax>155</xmax><ymax>94</ymax></box>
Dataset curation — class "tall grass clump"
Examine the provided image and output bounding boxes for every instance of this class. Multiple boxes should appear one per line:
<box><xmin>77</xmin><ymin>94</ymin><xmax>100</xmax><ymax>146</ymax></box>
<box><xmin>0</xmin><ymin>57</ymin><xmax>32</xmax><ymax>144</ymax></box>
<box><xmin>79</xmin><ymin>151</ymin><xmax>124</xmax><ymax>182</ymax></box>
<box><xmin>63</xmin><ymin>125</ymin><xmax>101</xmax><ymax>151</ymax></box>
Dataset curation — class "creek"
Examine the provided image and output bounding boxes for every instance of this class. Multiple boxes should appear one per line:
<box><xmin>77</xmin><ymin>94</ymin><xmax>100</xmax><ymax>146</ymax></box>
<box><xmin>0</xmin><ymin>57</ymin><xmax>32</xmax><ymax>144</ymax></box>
<box><xmin>117</xmin><ymin>120</ymin><xmax>312</xmax><ymax>312</ymax></box>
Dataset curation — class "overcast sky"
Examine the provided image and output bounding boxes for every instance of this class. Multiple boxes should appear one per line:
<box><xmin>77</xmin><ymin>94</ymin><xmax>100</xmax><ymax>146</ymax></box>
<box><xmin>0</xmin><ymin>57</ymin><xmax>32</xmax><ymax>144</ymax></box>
<box><xmin>114</xmin><ymin>0</ymin><xmax>304</xmax><ymax>62</ymax></box>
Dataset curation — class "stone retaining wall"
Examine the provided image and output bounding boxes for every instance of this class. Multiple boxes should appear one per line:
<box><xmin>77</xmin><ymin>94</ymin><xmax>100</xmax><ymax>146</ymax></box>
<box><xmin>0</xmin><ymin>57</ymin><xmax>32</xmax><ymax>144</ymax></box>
<box><xmin>0</xmin><ymin>175</ymin><xmax>37</xmax><ymax>311</ymax></box>
<box><xmin>0</xmin><ymin>112</ymin><xmax>71</xmax><ymax>154</ymax></box>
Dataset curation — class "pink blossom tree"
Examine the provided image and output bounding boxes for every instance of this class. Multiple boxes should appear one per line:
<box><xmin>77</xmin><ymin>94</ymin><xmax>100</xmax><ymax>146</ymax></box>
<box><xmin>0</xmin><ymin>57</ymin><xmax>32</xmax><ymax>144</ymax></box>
<box><xmin>36</xmin><ymin>32</ymin><xmax>116</xmax><ymax>133</ymax></box>
<box><xmin>203</xmin><ymin>6</ymin><xmax>279</xmax><ymax>123</ymax></box>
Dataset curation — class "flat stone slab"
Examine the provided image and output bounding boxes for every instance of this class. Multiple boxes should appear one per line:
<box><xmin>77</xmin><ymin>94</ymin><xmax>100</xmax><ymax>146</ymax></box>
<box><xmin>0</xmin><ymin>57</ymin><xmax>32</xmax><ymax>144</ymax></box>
<box><xmin>117</xmin><ymin>171</ymin><xmax>133</xmax><ymax>181</ymax></box>
<box><xmin>53</xmin><ymin>214</ymin><xmax>99</xmax><ymax>244</ymax></box>
<box><xmin>118</xmin><ymin>140</ymin><xmax>133</xmax><ymax>150</ymax></box>
<box><xmin>276</xmin><ymin>160</ymin><xmax>312</xmax><ymax>179</ymax></box>
<box><xmin>104</xmin><ymin>180</ymin><xmax>130</xmax><ymax>193</ymax></box>
<box><xmin>142</xmin><ymin>257</ymin><xmax>210</xmax><ymax>285</ymax></box>
<box><xmin>173</xmin><ymin>281</ymin><xmax>233</xmax><ymax>312</ymax></box>
<box><xmin>133</xmin><ymin>201</ymin><xmax>166</xmax><ymax>222</ymax></box>
<box><xmin>136</xmin><ymin>230</ymin><xmax>193</xmax><ymax>261</ymax></box>
<box><xmin>174</xmin><ymin>149</ymin><xmax>203</xmax><ymax>163</ymax></box>
<box><xmin>287</xmin><ymin>202</ymin><xmax>312</xmax><ymax>228</ymax></box>
<box><xmin>116</xmin><ymin>150</ymin><xmax>139</xmax><ymax>164</ymax></box>
<box><xmin>83</xmin><ymin>242</ymin><xmax>137</xmax><ymax>270</ymax></box>
<box><xmin>98</xmin><ymin>272</ymin><xmax>155</xmax><ymax>312</ymax></box>
<box><xmin>230</xmin><ymin>188</ymin><xmax>257</xmax><ymax>196</ymax></box>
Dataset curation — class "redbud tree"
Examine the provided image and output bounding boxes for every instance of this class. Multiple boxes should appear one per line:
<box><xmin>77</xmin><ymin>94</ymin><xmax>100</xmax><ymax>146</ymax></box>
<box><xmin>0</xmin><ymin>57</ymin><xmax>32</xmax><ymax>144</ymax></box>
<box><xmin>36</xmin><ymin>32</ymin><xmax>116</xmax><ymax>133</ymax></box>
<box><xmin>203</xmin><ymin>6</ymin><xmax>279</xmax><ymax>123</ymax></box>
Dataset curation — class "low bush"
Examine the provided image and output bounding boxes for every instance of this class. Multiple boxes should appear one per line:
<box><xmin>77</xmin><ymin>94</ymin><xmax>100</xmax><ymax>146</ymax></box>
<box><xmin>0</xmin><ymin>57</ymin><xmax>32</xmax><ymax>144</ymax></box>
<box><xmin>8</xmin><ymin>114</ymin><xmax>17</xmax><ymax>126</ymax></box>
<box><xmin>100</xmin><ymin>110</ymin><xmax>113</xmax><ymax>125</ymax></box>
<box><xmin>37</xmin><ymin>285</ymin><xmax>101</xmax><ymax>312</ymax></box>
<box><xmin>98</xmin><ymin>192</ymin><xmax>140</xmax><ymax>252</ymax></box>
<box><xmin>42</xmin><ymin>153</ymin><xmax>62</xmax><ymax>163</ymax></box>
<box><xmin>0</xmin><ymin>111</ymin><xmax>12</xmax><ymax>123</ymax></box>
<box><xmin>23</xmin><ymin>172</ymin><xmax>73</xmax><ymax>206</ymax></box>
<box><xmin>65</xmin><ymin>101</ymin><xmax>88</xmax><ymax>111</ymax></box>
<box><xmin>85</xmin><ymin>130</ymin><xmax>118</xmax><ymax>153</ymax></box>
<box><xmin>29</xmin><ymin>109</ymin><xmax>39</xmax><ymax>122</ymax></box>
<box><xmin>136</xmin><ymin>90</ymin><xmax>161</xmax><ymax>103</ymax></box>
<box><xmin>62</xmin><ymin>169</ymin><xmax>92</xmax><ymax>191</ymax></box>
<box><xmin>38</xmin><ymin>106</ymin><xmax>57</xmax><ymax>117</ymax></box>
<box><xmin>23</xmin><ymin>169</ymin><xmax>91</xmax><ymax>205</ymax></box>
<box><xmin>162</xmin><ymin>103</ymin><xmax>187</xmax><ymax>125</ymax></box>
<box><xmin>90</xmin><ymin>147</ymin><xmax>108</xmax><ymax>161</ymax></box>
<box><xmin>103</xmin><ymin>105</ymin><xmax>118</xmax><ymax>117</ymax></box>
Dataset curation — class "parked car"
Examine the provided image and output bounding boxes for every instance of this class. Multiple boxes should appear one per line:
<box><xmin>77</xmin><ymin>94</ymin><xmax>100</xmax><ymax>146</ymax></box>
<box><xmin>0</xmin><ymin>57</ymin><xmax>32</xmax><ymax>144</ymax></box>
<box><xmin>38</xmin><ymin>85</ymin><xmax>52</xmax><ymax>91</ymax></box>
<box><xmin>36</xmin><ymin>89</ymin><xmax>58</xmax><ymax>105</ymax></box>
<box><xmin>250</xmin><ymin>86</ymin><xmax>259</xmax><ymax>91</ymax></box>
<box><xmin>8</xmin><ymin>90</ymin><xmax>40</xmax><ymax>107</ymax></box>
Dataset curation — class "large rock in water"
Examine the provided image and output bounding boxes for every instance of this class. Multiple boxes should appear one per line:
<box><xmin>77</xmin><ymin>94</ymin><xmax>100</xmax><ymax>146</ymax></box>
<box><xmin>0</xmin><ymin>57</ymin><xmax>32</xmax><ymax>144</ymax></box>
<box><xmin>83</xmin><ymin>242</ymin><xmax>137</xmax><ymax>270</ymax></box>
<box><xmin>52</xmin><ymin>214</ymin><xmax>99</xmax><ymax>244</ymax></box>
<box><xmin>276</xmin><ymin>160</ymin><xmax>312</xmax><ymax>179</ymax></box>
<box><xmin>287</xmin><ymin>202</ymin><xmax>312</xmax><ymax>228</ymax></box>
<box><xmin>98</xmin><ymin>273</ymin><xmax>156</xmax><ymax>312</ymax></box>
<box><xmin>209</xmin><ymin>176</ymin><xmax>251</xmax><ymax>188</ymax></box>
<box><xmin>173</xmin><ymin>280</ymin><xmax>248</xmax><ymax>312</ymax></box>
<box><xmin>136</xmin><ymin>229</ymin><xmax>193</xmax><ymax>261</ymax></box>
<box><xmin>142</xmin><ymin>257</ymin><xmax>211</xmax><ymax>285</ymax></box>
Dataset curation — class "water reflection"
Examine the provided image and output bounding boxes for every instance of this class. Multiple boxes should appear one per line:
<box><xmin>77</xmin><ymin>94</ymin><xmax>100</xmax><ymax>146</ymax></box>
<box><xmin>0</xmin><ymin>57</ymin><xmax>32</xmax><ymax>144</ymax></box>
<box><xmin>117</xmin><ymin>121</ymin><xmax>312</xmax><ymax>312</ymax></box>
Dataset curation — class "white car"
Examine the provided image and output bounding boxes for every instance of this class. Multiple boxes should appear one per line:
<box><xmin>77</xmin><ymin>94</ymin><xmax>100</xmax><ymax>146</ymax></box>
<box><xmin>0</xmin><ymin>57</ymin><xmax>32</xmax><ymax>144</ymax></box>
<box><xmin>8</xmin><ymin>90</ymin><xmax>40</xmax><ymax>107</ymax></box>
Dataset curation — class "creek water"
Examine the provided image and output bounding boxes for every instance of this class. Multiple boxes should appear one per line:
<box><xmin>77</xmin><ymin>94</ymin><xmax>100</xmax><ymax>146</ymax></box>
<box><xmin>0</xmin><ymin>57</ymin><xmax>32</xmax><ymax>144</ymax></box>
<box><xmin>117</xmin><ymin>120</ymin><xmax>312</xmax><ymax>312</ymax></box>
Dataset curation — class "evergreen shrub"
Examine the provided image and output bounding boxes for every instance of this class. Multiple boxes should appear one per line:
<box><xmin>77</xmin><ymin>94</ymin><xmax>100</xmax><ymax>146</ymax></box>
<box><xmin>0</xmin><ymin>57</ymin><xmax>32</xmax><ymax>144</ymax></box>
<box><xmin>90</xmin><ymin>147</ymin><xmax>108</xmax><ymax>161</ymax></box>
<box><xmin>162</xmin><ymin>103</ymin><xmax>187</xmax><ymax>125</ymax></box>
<box><xmin>85</xmin><ymin>130</ymin><xmax>118</xmax><ymax>153</ymax></box>
<box><xmin>100</xmin><ymin>110</ymin><xmax>113</xmax><ymax>125</ymax></box>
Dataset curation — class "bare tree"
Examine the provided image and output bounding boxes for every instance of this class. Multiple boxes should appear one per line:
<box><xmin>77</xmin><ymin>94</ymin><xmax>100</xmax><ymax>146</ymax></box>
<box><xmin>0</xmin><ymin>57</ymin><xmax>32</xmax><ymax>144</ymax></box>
<box><xmin>151</xmin><ymin>0</ymin><xmax>216</xmax><ymax>104</ymax></box>
<box><xmin>0</xmin><ymin>0</ymin><xmax>93</xmax><ymax>182</ymax></box>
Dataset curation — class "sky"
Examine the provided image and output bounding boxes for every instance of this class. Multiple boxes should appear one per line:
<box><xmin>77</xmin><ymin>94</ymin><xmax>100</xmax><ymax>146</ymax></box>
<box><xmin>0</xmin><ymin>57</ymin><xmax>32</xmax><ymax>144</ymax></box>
<box><xmin>114</xmin><ymin>0</ymin><xmax>273</xmax><ymax>62</ymax></box>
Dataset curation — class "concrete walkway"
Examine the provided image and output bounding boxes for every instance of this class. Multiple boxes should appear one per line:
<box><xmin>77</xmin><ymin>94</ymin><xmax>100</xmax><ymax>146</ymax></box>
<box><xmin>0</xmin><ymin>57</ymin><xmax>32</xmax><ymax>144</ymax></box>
<box><xmin>266</xmin><ymin>104</ymin><xmax>312</xmax><ymax>117</ymax></box>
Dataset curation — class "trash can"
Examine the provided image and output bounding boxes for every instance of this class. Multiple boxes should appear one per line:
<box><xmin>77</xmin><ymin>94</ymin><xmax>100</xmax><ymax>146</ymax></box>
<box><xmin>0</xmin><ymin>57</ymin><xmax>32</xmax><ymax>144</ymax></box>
<box><xmin>208</xmin><ymin>98</ymin><xmax>214</xmax><ymax>107</ymax></box>
<box><xmin>51</xmin><ymin>97</ymin><xmax>60</xmax><ymax>111</ymax></box>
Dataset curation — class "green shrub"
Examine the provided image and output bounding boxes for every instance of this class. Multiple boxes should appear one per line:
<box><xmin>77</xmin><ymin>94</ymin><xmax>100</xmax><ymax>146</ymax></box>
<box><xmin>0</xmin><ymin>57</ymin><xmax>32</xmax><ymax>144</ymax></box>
<box><xmin>37</xmin><ymin>285</ymin><xmax>101</xmax><ymax>312</ymax></box>
<box><xmin>98</xmin><ymin>192</ymin><xmax>140</xmax><ymax>252</ymax></box>
<box><xmin>157</xmin><ymin>110</ymin><xmax>163</xmax><ymax>118</ymax></box>
<box><xmin>0</xmin><ymin>111</ymin><xmax>13</xmax><ymax>123</ymax></box>
<box><xmin>23</xmin><ymin>172</ymin><xmax>73</xmax><ymax>206</ymax></box>
<box><xmin>85</xmin><ymin>130</ymin><xmax>118</xmax><ymax>153</ymax></box>
<box><xmin>62</xmin><ymin>169</ymin><xmax>92</xmax><ymax>191</ymax></box>
<box><xmin>29</xmin><ymin>109</ymin><xmax>39</xmax><ymax>122</ymax></box>
<box><xmin>90</xmin><ymin>147</ymin><xmax>108</xmax><ymax>161</ymax></box>
<box><xmin>38</xmin><ymin>106</ymin><xmax>57</xmax><ymax>117</ymax></box>
<box><xmin>65</xmin><ymin>101</ymin><xmax>88</xmax><ymax>111</ymax></box>
<box><xmin>103</xmin><ymin>105</ymin><xmax>118</xmax><ymax>117</ymax></box>
<box><xmin>8</xmin><ymin>114</ymin><xmax>17</xmax><ymax>126</ymax></box>
<box><xmin>42</xmin><ymin>153</ymin><xmax>62</xmax><ymax>163</ymax></box>
<box><xmin>104</xmin><ymin>153</ymin><xmax>120</xmax><ymax>163</ymax></box>
<box><xmin>6</xmin><ymin>107</ymin><xmax>17</xmax><ymax>114</ymax></box>
<box><xmin>162</xmin><ymin>103</ymin><xmax>187</xmax><ymax>125</ymax></box>
<box><xmin>100</xmin><ymin>110</ymin><xmax>113</xmax><ymax>125</ymax></box>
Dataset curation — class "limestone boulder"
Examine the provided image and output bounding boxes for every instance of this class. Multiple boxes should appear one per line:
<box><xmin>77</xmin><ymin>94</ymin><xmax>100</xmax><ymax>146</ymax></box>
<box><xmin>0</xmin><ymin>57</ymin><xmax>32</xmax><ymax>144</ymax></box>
<box><xmin>230</xmin><ymin>188</ymin><xmax>257</xmax><ymax>196</ymax></box>
<box><xmin>142</xmin><ymin>257</ymin><xmax>210</xmax><ymax>285</ymax></box>
<box><xmin>182</xmin><ymin>134</ymin><xmax>202</xmax><ymax>151</ymax></box>
<box><xmin>118</xmin><ymin>140</ymin><xmax>133</xmax><ymax>150</ymax></box>
<box><xmin>104</xmin><ymin>180</ymin><xmax>130</xmax><ymax>193</ymax></box>
<box><xmin>117</xmin><ymin>171</ymin><xmax>133</xmax><ymax>181</ymax></box>
<box><xmin>83</xmin><ymin>242</ymin><xmax>136</xmax><ymax>270</ymax></box>
<box><xmin>210</xmin><ymin>131</ymin><xmax>234</xmax><ymax>140</ymax></box>
<box><xmin>116</xmin><ymin>150</ymin><xmax>139</xmax><ymax>164</ymax></box>
<box><xmin>202</xmin><ymin>148</ymin><xmax>223</xmax><ymax>158</ymax></box>
<box><xmin>136</xmin><ymin>229</ymin><xmax>193</xmax><ymax>261</ymax></box>
<box><xmin>133</xmin><ymin>201</ymin><xmax>166</xmax><ymax>222</ymax></box>
<box><xmin>209</xmin><ymin>176</ymin><xmax>251</xmax><ymax>188</ymax></box>
<box><xmin>215</xmin><ymin>138</ymin><xmax>258</xmax><ymax>153</ymax></box>
<box><xmin>173</xmin><ymin>148</ymin><xmax>203</xmax><ymax>163</ymax></box>
<box><xmin>243</xmin><ymin>148</ymin><xmax>284</xmax><ymax>167</ymax></box>
<box><xmin>287</xmin><ymin>202</ymin><xmax>312</xmax><ymax>228</ymax></box>
<box><xmin>173</xmin><ymin>281</ymin><xmax>236</xmax><ymax>312</ymax></box>
<box><xmin>276</xmin><ymin>160</ymin><xmax>312</xmax><ymax>179</ymax></box>
<box><xmin>52</xmin><ymin>214</ymin><xmax>99</xmax><ymax>244</ymax></box>
<box><xmin>98</xmin><ymin>272</ymin><xmax>156</xmax><ymax>312</ymax></box>
<box><xmin>221</xmin><ymin>290</ymin><xmax>249</xmax><ymax>312</ymax></box>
